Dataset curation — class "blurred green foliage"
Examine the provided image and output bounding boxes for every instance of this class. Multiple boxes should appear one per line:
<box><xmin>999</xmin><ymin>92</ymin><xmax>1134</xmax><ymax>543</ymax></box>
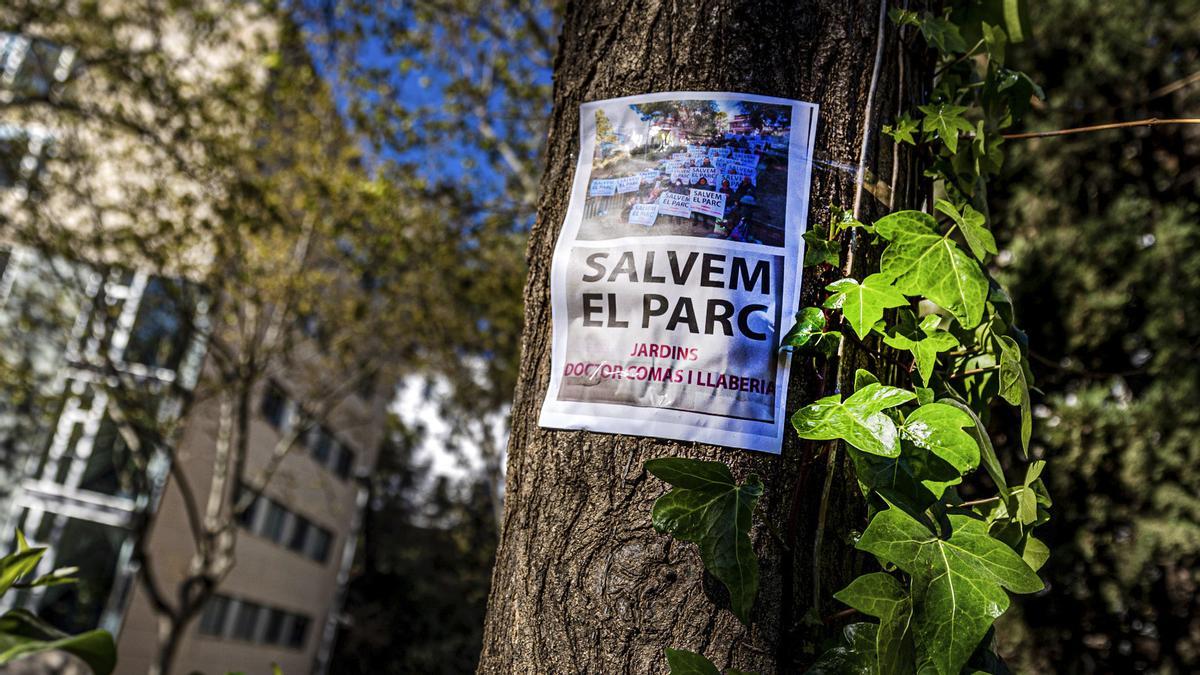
<box><xmin>331</xmin><ymin>419</ymin><xmax>498</xmax><ymax>675</ymax></box>
<box><xmin>992</xmin><ymin>1</ymin><xmax>1200</xmax><ymax>671</ymax></box>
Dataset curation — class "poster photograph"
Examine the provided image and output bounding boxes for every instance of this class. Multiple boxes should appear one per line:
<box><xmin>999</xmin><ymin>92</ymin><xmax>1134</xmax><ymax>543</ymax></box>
<box><xmin>576</xmin><ymin>96</ymin><xmax>801</xmax><ymax>247</ymax></box>
<box><xmin>539</xmin><ymin>91</ymin><xmax>818</xmax><ymax>452</ymax></box>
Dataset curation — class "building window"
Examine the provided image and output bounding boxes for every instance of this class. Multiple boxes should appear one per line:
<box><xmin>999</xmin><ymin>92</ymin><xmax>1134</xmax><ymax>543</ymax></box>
<box><xmin>261</xmin><ymin>501</ymin><xmax>287</xmax><ymax>542</ymax></box>
<box><xmin>333</xmin><ymin>445</ymin><xmax>355</xmax><ymax>480</ymax></box>
<box><xmin>262</xmin><ymin>607</ymin><xmax>287</xmax><ymax>645</ymax></box>
<box><xmin>197</xmin><ymin>593</ymin><xmax>310</xmax><ymax>650</ymax></box>
<box><xmin>237</xmin><ymin>493</ymin><xmax>334</xmax><ymax>565</ymax></box>
<box><xmin>198</xmin><ymin>595</ymin><xmax>232</xmax><ymax>636</ymax></box>
<box><xmin>123</xmin><ymin>277</ymin><xmax>195</xmax><ymax>371</ymax></box>
<box><xmin>260</xmin><ymin>384</ymin><xmax>357</xmax><ymax>482</ymax></box>
<box><xmin>307</xmin><ymin>527</ymin><xmax>332</xmax><ymax>565</ymax></box>
<box><xmin>286</xmin><ymin>516</ymin><xmax>310</xmax><ymax>554</ymax></box>
<box><xmin>260</xmin><ymin>383</ymin><xmax>287</xmax><ymax>430</ymax></box>
<box><xmin>285</xmin><ymin>615</ymin><xmax>309</xmax><ymax>649</ymax></box>
<box><xmin>231</xmin><ymin>599</ymin><xmax>262</xmax><ymax>642</ymax></box>
<box><xmin>0</xmin><ymin>127</ymin><xmax>34</xmax><ymax>188</ymax></box>
<box><xmin>78</xmin><ymin>416</ymin><xmax>143</xmax><ymax>499</ymax></box>
<box><xmin>1</xmin><ymin>33</ymin><xmax>74</xmax><ymax>100</ymax></box>
<box><xmin>35</xmin><ymin>517</ymin><xmax>126</xmax><ymax>635</ymax></box>
<box><xmin>310</xmin><ymin>426</ymin><xmax>334</xmax><ymax>464</ymax></box>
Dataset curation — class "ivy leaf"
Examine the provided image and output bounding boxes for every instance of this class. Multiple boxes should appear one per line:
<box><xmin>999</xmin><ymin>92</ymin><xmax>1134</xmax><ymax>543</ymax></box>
<box><xmin>888</xmin><ymin>8</ymin><xmax>921</xmax><ymax>27</ymax></box>
<box><xmin>939</xmin><ymin>399</ymin><xmax>1010</xmax><ymax>501</ymax></box>
<box><xmin>884</xmin><ymin>314</ymin><xmax>960</xmax><ymax>385</ymax></box>
<box><xmin>803</xmin><ymin>228</ymin><xmax>840</xmax><ymax>268</ymax></box>
<box><xmin>665</xmin><ymin>648</ymin><xmax>721</xmax><ymax>675</ymax></box>
<box><xmin>834</xmin><ymin>573</ymin><xmax>915</xmax><ymax>673</ymax></box>
<box><xmin>876</xmin><ymin>211</ymin><xmax>988</xmax><ymax>329</ymax></box>
<box><xmin>935</xmin><ymin>200</ymin><xmax>996</xmax><ymax>261</ymax></box>
<box><xmin>831</xmin><ymin>207</ymin><xmax>870</xmax><ymax>235</ymax></box>
<box><xmin>858</xmin><ymin>509</ymin><xmax>1043</xmax><ymax>675</ymax></box>
<box><xmin>997</xmin><ymin>336</ymin><xmax>1032</xmax><ymax>455</ymax></box>
<box><xmin>873</xmin><ymin>210</ymin><xmax>937</xmax><ymax>240</ymax></box>
<box><xmin>981</xmin><ymin>22</ymin><xmax>1007</xmax><ymax>65</ymax></box>
<box><xmin>647</xmin><ymin>458</ymin><xmax>763</xmax><ymax>626</ymax></box>
<box><xmin>918</xmin><ymin>103</ymin><xmax>974</xmax><ymax>153</ymax></box>
<box><xmin>1021</xmin><ymin>535</ymin><xmax>1050</xmax><ymax>572</ymax></box>
<box><xmin>901</xmin><ymin>403</ymin><xmax>981</xmax><ymax>474</ymax></box>
<box><xmin>792</xmin><ymin>384</ymin><xmax>916</xmax><ymax>457</ymax></box>
<box><xmin>0</xmin><ymin>609</ymin><xmax>116</xmax><ymax>675</ymax></box>
<box><xmin>918</xmin><ymin>15</ymin><xmax>969</xmax><ymax>53</ymax></box>
<box><xmin>852</xmin><ymin>438</ymin><xmax>964</xmax><ymax>522</ymax></box>
<box><xmin>824</xmin><ymin>274</ymin><xmax>909</xmax><ymax>340</ymax></box>
<box><xmin>884</xmin><ymin>113</ymin><xmax>920</xmax><ymax>145</ymax></box>
<box><xmin>780</xmin><ymin>307</ymin><xmax>825</xmax><ymax>349</ymax></box>
<box><xmin>807</xmin><ymin>623</ymin><xmax>879</xmax><ymax>675</ymax></box>
<box><xmin>0</xmin><ymin>535</ymin><xmax>46</xmax><ymax>597</ymax></box>
<box><xmin>854</xmin><ymin>367</ymin><xmax>880</xmax><ymax>391</ymax></box>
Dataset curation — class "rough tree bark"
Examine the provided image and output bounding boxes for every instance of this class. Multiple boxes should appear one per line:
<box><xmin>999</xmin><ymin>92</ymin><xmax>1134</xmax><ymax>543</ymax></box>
<box><xmin>480</xmin><ymin>1</ymin><xmax>930</xmax><ymax>672</ymax></box>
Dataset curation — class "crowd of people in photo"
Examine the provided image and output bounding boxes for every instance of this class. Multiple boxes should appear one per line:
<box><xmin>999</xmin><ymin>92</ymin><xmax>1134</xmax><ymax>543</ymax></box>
<box><xmin>584</xmin><ymin>129</ymin><xmax>787</xmax><ymax>245</ymax></box>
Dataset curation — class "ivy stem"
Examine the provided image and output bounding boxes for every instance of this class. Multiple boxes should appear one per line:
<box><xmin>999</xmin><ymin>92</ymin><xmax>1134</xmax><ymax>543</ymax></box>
<box><xmin>957</xmin><ymin>495</ymin><xmax>1001</xmax><ymax>508</ymax></box>
<box><xmin>822</xmin><ymin>607</ymin><xmax>861</xmax><ymax>625</ymax></box>
<box><xmin>948</xmin><ymin>365</ymin><xmax>1000</xmax><ymax>379</ymax></box>
<box><xmin>934</xmin><ymin>38</ymin><xmax>985</xmax><ymax>77</ymax></box>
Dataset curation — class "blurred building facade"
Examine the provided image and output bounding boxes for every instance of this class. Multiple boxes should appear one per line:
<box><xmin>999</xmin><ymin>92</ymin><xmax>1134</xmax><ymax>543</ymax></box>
<box><xmin>0</xmin><ymin>11</ymin><xmax>387</xmax><ymax>675</ymax></box>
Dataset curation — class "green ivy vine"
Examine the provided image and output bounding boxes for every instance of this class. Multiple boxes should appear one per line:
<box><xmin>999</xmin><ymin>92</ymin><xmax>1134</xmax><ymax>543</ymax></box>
<box><xmin>648</xmin><ymin>3</ymin><xmax>1050</xmax><ymax>673</ymax></box>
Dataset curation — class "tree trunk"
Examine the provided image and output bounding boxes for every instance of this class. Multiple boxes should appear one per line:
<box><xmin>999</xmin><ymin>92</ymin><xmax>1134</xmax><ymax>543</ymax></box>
<box><xmin>480</xmin><ymin>1</ymin><xmax>929</xmax><ymax>672</ymax></box>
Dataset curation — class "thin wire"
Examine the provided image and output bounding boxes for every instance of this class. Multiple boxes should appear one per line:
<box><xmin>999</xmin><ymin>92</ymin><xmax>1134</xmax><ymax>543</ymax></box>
<box><xmin>1003</xmin><ymin>117</ymin><xmax>1200</xmax><ymax>140</ymax></box>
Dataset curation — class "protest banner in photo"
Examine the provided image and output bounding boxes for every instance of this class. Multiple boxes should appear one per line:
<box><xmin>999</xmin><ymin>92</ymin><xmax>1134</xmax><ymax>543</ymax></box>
<box><xmin>730</xmin><ymin>161</ymin><xmax>757</xmax><ymax>177</ymax></box>
<box><xmin>629</xmin><ymin>203</ymin><xmax>659</xmax><ymax>226</ymax></box>
<box><xmin>725</xmin><ymin>171</ymin><xmax>756</xmax><ymax>187</ymax></box>
<box><xmin>589</xmin><ymin>178</ymin><xmax>617</xmax><ymax>196</ymax></box>
<box><xmin>617</xmin><ymin>175</ymin><xmax>642</xmax><ymax>193</ymax></box>
<box><xmin>657</xmin><ymin>191</ymin><xmax>692</xmax><ymax>217</ymax></box>
<box><xmin>640</xmin><ymin>169</ymin><xmax>660</xmax><ymax>184</ymax></box>
<box><xmin>732</xmin><ymin>151</ymin><xmax>760</xmax><ymax>166</ymax></box>
<box><xmin>672</xmin><ymin>152</ymin><xmax>687</xmax><ymax>160</ymax></box>
<box><xmin>689</xmin><ymin>189</ymin><xmax>727</xmax><ymax>218</ymax></box>
<box><xmin>544</xmin><ymin>92</ymin><xmax>818</xmax><ymax>452</ymax></box>
<box><xmin>694</xmin><ymin>167</ymin><xmax>719</xmax><ymax>183</ymax></box>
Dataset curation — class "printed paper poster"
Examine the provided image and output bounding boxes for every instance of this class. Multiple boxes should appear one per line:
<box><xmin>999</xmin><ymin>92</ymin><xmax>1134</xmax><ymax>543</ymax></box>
<box><xmin>539</xmin><ymin>91</ymin><xmax>819</xmax><ymax>453</ymax></box>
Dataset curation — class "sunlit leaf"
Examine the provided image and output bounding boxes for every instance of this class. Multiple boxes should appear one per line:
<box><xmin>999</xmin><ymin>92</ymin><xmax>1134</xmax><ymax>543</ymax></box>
<box><xmin>935</xmin><ymin>200</ymin><xmax>996</xmax><ymax>261</ymax></box>
<box><xmin>883</xmin><ymin>314</ymin><xmax>960</xmax><ymax>385</ymax></box>
<box><xmin>0</xmin><ymin>609</ymin><xmax>116</xmax><ymax>675</ymax></box>
<box><xmin>792</xmin><ymin>383</ymin><xmax>916</xmax><ymax>457</ymax></box>
<box><xmin>824</xmin><ymin>274</ymin><xmax>909</xmax><ymax>340</ymax></box>
<box><xmin>997</xmin><ymin>336</ymin><xmax>1032</xmax><ymax>455</ymax></box>
<box><xmin>918</xmin><ymin>103</ymin><xmax>974</xmax><ymax>153</ymax></box>
<box><xmin>858</xmin><ymin>510</ymin><xmax>1042</xmax><ymax>675</ymax></box>
<box><xmin>876</xmin><ymin>211</ymin><xmax>988</xmax><ymax>328</ymax></box>
<box><xmin>902</xmin><ymin>403</ymin><xmax>980</xmax><ymax>474</ymax></box>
